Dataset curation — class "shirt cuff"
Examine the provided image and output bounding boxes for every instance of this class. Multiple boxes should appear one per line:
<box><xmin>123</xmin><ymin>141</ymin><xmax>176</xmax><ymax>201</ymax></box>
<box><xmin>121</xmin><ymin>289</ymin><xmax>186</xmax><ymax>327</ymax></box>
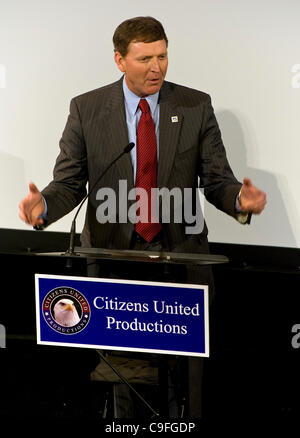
<box><xmin>40</xmin><ymin>195</ymin><xmax>48</xmax><ymax>219</ymax></box>
<box><xmin>33</xmin><ymin>196</ymin><xmax>48</xmax><ymax>230</ymax></box>
<box><xmin>235</xmin><ymin>190</ymin><xmax>249</xmax><ymax>224</ymax></box>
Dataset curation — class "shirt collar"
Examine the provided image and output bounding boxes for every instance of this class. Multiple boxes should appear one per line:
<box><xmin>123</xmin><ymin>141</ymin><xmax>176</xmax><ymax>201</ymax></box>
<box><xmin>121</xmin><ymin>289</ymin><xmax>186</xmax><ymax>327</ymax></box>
<box><xmin>122</xmin><ymin>76</ymin><xmax>159</xmax><ymax>118</ymax></box>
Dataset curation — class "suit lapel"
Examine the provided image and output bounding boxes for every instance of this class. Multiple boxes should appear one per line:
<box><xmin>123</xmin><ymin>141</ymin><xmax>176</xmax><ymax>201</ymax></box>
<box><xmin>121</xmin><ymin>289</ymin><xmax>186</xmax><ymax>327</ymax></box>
<box><xmin>158</xmin><ymin>81</ymin><xmax>183</xmax><ymax>188</ymax></box>
<box><xmin>106</xmin><ymin>78</ymin><xmax>134</xmax><ymax>190</ymax></box>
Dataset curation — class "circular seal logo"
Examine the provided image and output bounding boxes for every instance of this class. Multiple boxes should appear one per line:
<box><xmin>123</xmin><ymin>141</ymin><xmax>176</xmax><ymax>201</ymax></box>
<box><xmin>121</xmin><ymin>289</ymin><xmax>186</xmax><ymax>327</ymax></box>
<box><xmin>42</xmin><ymin>286</ymin><xmax>91</xmax><ymax>334</ymax></box>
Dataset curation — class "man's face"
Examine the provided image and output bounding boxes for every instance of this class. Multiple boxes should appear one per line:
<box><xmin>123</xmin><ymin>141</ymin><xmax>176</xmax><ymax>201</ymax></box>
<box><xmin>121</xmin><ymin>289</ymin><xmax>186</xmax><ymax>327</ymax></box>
<box><xmin>114</xmin><ymin>39</ymin><xmax>168</xmax><ymax>97</ymax></box>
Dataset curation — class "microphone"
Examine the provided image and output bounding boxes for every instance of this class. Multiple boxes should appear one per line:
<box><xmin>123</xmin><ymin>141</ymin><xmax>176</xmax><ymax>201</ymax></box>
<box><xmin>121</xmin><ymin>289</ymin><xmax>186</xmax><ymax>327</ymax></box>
<box><xmin>66</xmin><ymin>142</ymin><xmax>135</xmax><ymax>255</ymax></box>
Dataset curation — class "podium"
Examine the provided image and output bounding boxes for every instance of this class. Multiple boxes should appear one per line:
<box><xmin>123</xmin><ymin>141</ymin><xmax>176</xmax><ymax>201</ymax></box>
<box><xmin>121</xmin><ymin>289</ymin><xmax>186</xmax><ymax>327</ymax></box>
<box><xmin>0</xmin><ymin>245</ymin><xmax>228</xmax><ymax>420</ymax></box>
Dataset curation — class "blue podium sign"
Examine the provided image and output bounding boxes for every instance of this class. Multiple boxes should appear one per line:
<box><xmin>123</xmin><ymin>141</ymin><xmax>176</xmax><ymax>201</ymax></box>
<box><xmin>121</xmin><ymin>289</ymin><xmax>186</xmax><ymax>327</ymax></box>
<box><xmin>35</xmin><ymin>274</ymin><xmax>209</xmax><ymax>357</ymax></box>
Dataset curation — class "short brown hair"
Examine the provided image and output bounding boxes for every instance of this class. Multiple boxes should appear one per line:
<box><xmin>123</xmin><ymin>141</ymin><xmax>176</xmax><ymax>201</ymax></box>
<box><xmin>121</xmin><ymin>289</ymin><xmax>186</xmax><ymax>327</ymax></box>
<box><xmin>113</xmin><ymin>16</ymin><xmax>168</xmax><ymax>56</ymax></box>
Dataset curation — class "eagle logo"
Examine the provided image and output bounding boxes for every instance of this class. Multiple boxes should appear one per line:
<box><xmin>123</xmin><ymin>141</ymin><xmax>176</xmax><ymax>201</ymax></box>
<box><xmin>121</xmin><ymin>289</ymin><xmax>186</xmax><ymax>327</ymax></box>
<box><xmin>42</xmin><ymin>287</ymin><xmax>90</xmax><ymax>334</ymax></box>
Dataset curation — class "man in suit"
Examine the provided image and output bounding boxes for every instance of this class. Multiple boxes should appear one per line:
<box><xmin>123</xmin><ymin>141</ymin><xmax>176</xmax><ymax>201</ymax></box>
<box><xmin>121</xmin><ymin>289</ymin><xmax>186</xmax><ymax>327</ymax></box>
<box><xmin>19</xmin><ymin>16</ymin><xmax>265</xmax><ymax>244</ymax></box>
<box><xmin>19</xmin><ymin>16</ymin><xmax>266</xmax><ymax>417</ymax></box>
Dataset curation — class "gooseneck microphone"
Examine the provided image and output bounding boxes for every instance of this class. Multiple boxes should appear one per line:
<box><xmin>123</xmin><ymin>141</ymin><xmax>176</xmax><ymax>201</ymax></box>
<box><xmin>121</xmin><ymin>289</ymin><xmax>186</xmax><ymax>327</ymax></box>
<box><xmin>66</xmin><ymin>142</ymin><xmax>135</xmax><ymax>255</ymax></box>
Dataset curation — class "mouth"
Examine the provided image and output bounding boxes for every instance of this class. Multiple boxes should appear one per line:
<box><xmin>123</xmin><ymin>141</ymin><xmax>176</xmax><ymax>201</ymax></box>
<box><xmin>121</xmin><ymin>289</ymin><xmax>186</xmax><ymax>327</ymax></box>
<box><xmin>148</xmin><ymin>78</ymin><xmax>161</xmax><ymax>85</ymax></box>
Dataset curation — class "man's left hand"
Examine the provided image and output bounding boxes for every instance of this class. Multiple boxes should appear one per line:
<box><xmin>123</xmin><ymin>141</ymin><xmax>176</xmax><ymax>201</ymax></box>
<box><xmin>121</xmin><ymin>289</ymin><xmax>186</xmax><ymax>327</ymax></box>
<box><xmin>239</xmin><ymin>177</ymin><xmax>266</xmax><ymax>214</ymax></box>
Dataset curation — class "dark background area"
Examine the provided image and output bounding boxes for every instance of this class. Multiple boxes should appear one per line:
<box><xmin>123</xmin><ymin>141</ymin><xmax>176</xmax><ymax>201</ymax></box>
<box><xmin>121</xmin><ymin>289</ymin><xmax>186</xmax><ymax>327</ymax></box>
<box><xmin>1</xmin><ymin>228</ymin><xmax>300</xmax><ymax>424</ymax></box>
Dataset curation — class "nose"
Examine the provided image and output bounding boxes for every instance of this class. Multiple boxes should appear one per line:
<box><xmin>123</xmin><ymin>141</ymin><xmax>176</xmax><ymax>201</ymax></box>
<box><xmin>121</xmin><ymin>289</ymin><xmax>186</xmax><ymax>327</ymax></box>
<box><xmin>150</xmin><ymin>57</ymin><xmax>160</xmax><ymax>72</ymax></box>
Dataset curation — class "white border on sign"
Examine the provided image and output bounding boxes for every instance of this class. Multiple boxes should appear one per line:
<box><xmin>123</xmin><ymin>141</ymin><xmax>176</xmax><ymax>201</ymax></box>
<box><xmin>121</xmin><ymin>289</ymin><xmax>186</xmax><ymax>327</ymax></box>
<box><xmin>35</xmin><ymin>273</ymin><xmax>209</xmax><ymax>357</ymax></box>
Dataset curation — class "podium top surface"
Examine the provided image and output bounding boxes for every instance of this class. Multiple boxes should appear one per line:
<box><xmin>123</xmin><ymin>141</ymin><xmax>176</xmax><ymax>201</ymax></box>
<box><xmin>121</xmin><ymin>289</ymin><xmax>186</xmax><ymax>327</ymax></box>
<box><xmin>35</xmin><ymin>246</ymin><xmax>229</xmax><ymax>266</ymax></box>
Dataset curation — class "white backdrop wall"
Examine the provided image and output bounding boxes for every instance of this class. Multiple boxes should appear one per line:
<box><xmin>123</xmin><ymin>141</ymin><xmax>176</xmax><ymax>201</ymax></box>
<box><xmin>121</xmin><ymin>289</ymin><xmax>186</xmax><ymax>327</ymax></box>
<box><xmin>0</xmin><ymin>0</ymin><xmax>299</xmax><ymax>248</ymax></box>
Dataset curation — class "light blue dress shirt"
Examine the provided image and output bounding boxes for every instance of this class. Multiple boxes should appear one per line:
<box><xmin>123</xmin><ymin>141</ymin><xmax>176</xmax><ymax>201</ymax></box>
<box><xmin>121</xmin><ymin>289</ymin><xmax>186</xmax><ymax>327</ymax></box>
<box><xmin>122</xmin><ymin>77</ymin><xmax>160</xmax><ymax>183</ymax></box>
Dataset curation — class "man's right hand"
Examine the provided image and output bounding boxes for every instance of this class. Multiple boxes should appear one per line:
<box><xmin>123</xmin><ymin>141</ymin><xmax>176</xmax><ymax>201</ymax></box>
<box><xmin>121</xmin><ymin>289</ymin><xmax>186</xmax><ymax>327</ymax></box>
<box><xmin>19</xmin><ymin>182</ymin><xmax>45</xmax><ymax>227</ymax></box>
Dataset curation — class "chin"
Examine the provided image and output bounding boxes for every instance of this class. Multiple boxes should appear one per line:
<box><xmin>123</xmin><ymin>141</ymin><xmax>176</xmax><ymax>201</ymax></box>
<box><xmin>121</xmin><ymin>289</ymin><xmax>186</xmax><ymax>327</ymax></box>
<box><xmin>145</xmin><ymin>84</ymin><xmax>162</xmax><ymax>95</ymax></box>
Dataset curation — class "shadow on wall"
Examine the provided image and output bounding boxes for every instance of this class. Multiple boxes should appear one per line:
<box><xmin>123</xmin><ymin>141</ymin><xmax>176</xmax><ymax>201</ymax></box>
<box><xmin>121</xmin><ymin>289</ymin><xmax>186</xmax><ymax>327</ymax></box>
<box><xmin>0</xmin><ymin>152</ymin><xmax>27</xmax><ymax>229</ymax></box>
<box><xmin>206</xmin><ymin>110</ymin><xmax>297</xmax><ymax>248</ymax></box>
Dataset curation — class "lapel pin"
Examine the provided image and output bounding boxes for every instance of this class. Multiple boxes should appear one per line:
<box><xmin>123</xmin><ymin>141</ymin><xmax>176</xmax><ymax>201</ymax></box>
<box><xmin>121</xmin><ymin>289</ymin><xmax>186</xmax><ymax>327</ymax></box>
<box><xmin>171</xmin><ymin>116</ymin><xmax>178</xmax><ymax>123</ymax></box>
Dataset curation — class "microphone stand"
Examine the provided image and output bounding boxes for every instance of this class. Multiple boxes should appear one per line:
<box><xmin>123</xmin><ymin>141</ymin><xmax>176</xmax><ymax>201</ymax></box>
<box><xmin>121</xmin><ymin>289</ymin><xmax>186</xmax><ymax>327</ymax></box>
<box><xmin>64</xmin><ymin>142</ymin><xmax>160</xmax><ymax>417</ymax></box>
<box><xmin>98</xmin><ymin>350</ymin><xmax>159</xmax><ymax>418</ymax></box>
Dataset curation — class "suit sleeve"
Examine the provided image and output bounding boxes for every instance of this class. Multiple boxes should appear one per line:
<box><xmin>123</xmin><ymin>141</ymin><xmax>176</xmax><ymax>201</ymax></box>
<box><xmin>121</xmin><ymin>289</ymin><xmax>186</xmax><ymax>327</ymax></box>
<box><xmin>198</xmin><ymin>94</ymin><xmax>246</xmax><ymax>221</ymax></box>
<box><xmin>41</xmin><ymin>97</ymin><xmax>88</xmax><ymax>226</ymax></box>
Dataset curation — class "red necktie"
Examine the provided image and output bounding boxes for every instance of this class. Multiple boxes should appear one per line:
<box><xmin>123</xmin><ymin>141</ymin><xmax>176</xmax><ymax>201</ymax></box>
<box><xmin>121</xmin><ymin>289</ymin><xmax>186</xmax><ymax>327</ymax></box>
<box><xmin>135</xmin><ymin>99</ymin><xmax>162</xmax><ymax>242</ymax></box>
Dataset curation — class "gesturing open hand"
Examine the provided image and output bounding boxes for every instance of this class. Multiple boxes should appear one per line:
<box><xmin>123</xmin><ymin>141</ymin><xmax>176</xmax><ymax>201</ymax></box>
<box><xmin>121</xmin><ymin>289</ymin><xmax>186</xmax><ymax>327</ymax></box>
<box><xmin>19</xmin><ymin>182</ymin><xmax>45</xmax><ymax>227</ymax></box>
<box><xmin>238</xmin><ymin>178</ymin><xmax>266</xmax><ymax>214</ymax></box>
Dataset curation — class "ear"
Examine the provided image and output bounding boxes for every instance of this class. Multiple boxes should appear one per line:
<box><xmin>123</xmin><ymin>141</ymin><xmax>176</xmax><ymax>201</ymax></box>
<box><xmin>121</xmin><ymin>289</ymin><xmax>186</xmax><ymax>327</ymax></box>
<box><xmin>114</xmin><ymin>51</ymin><xmax>126</xmax><ymax>73</ymax></box>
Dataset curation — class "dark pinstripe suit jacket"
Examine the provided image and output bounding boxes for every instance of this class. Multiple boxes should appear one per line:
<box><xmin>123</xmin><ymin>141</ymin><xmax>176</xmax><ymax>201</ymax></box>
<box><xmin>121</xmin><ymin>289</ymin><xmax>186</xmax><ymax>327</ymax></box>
<box><xmin>42</xmin><ymin>77</ymin><xmax>242</xmax><ymax>252</ymax></box>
